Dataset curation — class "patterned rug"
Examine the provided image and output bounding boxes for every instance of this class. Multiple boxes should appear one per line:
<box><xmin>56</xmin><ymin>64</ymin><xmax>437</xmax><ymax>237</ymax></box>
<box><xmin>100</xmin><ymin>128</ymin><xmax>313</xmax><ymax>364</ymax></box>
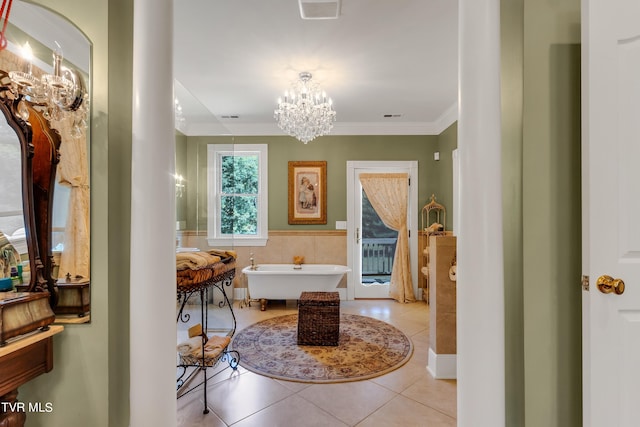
<box><xmin>230</xmin><ymin>313</ymin><xmax>413</xmax><ymax>383</ymax></box>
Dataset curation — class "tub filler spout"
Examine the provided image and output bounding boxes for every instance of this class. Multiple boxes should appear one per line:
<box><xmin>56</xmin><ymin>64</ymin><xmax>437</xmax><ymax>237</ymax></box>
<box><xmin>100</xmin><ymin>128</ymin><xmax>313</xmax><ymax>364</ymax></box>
<box><xmin>249</xmin><ymin>253</ymin><xmax>258</xmax><ymax>270</ymax></box>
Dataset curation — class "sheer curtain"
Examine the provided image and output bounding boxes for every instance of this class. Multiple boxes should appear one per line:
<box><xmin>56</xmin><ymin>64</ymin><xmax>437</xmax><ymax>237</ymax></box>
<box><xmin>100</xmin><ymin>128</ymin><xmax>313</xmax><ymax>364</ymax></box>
<box><xmin>50</xmin><ymin>116</ymin><xmax>90</xmax><ymax>279</ymax></box>
<box><xmin>359</xmin><ymin>173</ymin><xmax>415</xmax><ymax>303</ymax></box>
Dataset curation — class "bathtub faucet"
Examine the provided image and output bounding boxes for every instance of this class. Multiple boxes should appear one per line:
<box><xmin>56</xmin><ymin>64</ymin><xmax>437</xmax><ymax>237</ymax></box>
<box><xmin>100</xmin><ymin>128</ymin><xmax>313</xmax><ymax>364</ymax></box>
<box><xmin>249</xmin><ymin>253</ymin><xmax>257</xmax><ymax>270</ymax></box>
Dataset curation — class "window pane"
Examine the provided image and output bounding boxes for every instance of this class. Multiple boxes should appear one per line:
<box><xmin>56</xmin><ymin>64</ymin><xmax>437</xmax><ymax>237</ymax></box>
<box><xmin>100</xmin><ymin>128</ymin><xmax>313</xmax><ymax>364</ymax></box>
<box><xmin>0</xmin><ymin>129</ymin><xmax>24</xmax><ymax>237</ymax></box>
<box><xmin>221</xmin><ymin>154</ymin><xmax>258</xmax><ymax>194</ymax></box>
<box><xmin>221</xmin><ymin>195</ymin><xmax>257</xmax><ymax>235</ymax></box>
<box><xmin>362</xmin><ymin>190</ymin><xmax>396</xmax><ymax>238</ymax></box>
<box><xmin>208</xmin><ymin>144</ymin><xmax>267</xmax><ymax>246</ymax></box>
<box><xmin>0</xmin><ymin>134</ymin><xmax>22</xmax><ymax>213</ymax></box>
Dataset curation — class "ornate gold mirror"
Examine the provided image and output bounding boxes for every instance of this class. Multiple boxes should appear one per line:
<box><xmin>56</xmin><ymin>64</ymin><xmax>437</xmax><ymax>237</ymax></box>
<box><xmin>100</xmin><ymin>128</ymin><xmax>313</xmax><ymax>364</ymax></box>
<box><xmin>0</xmin><ymin>1</ymin><xmax>91</xmax><ymax>326</ymax></box>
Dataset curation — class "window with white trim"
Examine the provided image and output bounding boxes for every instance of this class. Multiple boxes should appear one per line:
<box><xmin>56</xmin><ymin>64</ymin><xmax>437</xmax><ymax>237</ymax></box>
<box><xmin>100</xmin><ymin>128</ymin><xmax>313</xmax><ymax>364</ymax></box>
<box><xmin>207</xmin><ymin>144</ymin><xmax>268</xmax><ymax>246</ymax></box>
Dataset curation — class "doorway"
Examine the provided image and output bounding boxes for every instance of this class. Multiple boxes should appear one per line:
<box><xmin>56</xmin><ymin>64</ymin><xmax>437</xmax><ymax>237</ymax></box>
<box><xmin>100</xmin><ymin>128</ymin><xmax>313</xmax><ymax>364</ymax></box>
<box><xmin>346</xmin><ymin>161</ymin><xmax>418</xmax><ymax>300</ymax></box>
<box><xmin>128</xmin><ymin>1</ymin><xmax>508</xmax><ymax>424</ymax></box>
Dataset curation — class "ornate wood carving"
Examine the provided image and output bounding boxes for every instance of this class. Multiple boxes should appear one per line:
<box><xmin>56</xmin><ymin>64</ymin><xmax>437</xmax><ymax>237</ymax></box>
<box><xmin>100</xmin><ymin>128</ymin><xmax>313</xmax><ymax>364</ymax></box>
<box><xmin>0</xmin><ymin>71</ymin><xmax>61</xmax><ymax>305</ymax></box>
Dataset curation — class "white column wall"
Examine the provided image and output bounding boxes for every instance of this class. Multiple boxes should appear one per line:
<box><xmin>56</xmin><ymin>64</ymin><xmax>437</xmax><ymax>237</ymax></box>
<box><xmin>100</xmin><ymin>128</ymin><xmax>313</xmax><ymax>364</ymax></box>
<box><xmin>457</xmin><ymin>0</ymin><xmax>505</xmax><ymax>426</ymax></box>
<box><xmin>130</xmin><ymin>1</ymin><xmax>177</xmax><ymax>426</ymax></box>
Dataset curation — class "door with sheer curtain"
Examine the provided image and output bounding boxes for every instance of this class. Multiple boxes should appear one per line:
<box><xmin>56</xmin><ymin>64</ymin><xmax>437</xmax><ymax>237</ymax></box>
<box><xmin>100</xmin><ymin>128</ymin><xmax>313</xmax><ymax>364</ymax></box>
<box><xmin>346</xmin><ymin>161</ymin><xmax>418</xmax><ymax>300</ymax></box>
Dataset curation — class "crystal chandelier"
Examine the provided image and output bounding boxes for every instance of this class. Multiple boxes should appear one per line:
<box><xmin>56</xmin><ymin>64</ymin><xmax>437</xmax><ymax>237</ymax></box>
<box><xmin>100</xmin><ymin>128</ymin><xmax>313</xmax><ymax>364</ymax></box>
<box><xmin>8</xmin><ymin>42</ymin><xmax>88</xmax><ymax>135</ymax></box>
<box><xmin>174</xmin><ymin>97</ymin><xmax>186</xmax><ymax>131</ymax></box>
<box><xmin>274</xmin><ymin>72</ymin><xmax>336</xmax><ymax>144</ymax></box>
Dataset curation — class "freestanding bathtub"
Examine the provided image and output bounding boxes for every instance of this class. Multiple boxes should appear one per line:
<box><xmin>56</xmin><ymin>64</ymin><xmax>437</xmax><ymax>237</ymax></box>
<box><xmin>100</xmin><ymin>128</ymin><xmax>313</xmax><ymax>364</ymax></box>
<box><xmin>242</xmin><ymin>264</ymin><xmax>351</xmax><ymax>310</ymax></box>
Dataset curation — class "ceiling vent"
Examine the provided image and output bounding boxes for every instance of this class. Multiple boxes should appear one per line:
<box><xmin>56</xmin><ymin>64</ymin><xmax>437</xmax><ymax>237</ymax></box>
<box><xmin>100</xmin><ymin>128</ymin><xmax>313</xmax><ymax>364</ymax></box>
<box><xmin>298</xmin><ymin>0</ymin><xmax>341</xmax><ymax>20</ymax></box>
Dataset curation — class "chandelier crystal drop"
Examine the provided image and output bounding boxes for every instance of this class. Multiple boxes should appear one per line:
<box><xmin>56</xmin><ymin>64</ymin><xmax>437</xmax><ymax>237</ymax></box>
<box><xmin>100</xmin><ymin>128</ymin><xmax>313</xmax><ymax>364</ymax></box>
<box><xmin>274</xmin><ymin>72</ymin><xmax>336</xmax><ymax>144</ymax></box>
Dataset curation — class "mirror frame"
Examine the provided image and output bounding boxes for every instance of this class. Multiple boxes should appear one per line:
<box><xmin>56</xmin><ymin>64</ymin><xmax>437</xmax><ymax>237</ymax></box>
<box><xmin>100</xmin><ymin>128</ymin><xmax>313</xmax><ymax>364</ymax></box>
<box><xmin>0</xmin><ymin>70</ymin><xmax>61</xmax><ymax>304</ymax></box>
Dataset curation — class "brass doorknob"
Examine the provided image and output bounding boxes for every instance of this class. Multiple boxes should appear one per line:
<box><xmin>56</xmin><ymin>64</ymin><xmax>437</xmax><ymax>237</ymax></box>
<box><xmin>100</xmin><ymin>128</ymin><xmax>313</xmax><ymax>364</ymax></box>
<box><xmin>596</xmin><ymin>275</ymin><xmax>625</xmax><ymax>295</ymax></box>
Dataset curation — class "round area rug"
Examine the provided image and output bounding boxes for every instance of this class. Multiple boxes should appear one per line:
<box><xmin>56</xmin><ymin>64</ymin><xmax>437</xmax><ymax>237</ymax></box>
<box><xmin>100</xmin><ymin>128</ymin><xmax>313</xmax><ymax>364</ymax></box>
<box><xmin>230</xmin><ymin>313</ymin><xmax>413</xmax><ymax>383</ymax></box>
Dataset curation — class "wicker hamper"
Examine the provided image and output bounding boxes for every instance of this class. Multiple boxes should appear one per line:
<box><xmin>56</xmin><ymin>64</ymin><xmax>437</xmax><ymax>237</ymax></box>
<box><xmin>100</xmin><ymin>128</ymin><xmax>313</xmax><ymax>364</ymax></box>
<box><xmin>297</xmin><ymin>291</ymin><xmax>340</xmax><ymax>346</ymax></box>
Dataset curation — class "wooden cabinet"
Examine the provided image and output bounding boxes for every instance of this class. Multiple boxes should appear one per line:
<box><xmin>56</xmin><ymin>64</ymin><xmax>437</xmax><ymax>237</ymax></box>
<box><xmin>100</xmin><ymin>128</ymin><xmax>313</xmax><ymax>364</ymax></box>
<box><xmin>0</xmin><ymin>325</ymin><xmax>63</xmax><ymax>426</ymax></box>
<box><xmin>427</xmin><ymin>235</ymin><xmax>457</xmax><ymax>379</ymax></box>
<box><xmin>420</xmin><ymin>195</ymin><xmax>446</xmax><ymax>303</ymax></box>
<box><xmin>0</xmin><ymin>293</ymin><xmax>55</xmax><ymax>346</ymax></box>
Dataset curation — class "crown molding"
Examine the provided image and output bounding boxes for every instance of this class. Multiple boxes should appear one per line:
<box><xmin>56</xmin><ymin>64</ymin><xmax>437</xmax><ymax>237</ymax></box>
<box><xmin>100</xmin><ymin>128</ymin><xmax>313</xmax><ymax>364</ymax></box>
<box><xmin>181</xmin><ymin>107</ymin><xmax>459</xmax><ymax>137</ymax></box>
<box><xmin>433</xmin><ymin>102</ymin><xmax>459</xmax><ymax>134</ymax></box>
<box><xmin>182</xmin><ymin>122</ymin><xmax>441</xmax><ymax>136</ymax></box>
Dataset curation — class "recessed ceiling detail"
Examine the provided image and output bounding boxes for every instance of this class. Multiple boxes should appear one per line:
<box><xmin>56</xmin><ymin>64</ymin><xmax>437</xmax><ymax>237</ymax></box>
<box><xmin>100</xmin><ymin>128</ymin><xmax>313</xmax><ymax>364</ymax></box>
<box><xmin>173</xmin><ymin>1</ymin><xmax>459</xmax><ymax>137</ymax></box>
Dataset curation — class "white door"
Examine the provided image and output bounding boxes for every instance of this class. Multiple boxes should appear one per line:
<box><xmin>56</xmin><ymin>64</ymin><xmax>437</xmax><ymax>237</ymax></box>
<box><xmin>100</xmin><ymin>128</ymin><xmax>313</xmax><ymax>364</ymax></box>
<box><xmin>346</xmin><ymin>161</ymin><xmax>418</xmax><ymax>300</ymax></box>
<box><xmin>583</xmin><ymin>0</ymin><xmax>640</xmax><ymax>426</ymax></box>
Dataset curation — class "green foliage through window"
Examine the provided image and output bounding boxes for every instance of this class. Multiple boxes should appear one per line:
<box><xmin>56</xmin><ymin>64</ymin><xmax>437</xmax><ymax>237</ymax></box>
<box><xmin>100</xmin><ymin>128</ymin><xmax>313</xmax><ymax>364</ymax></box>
<box><xmin>362</xmin><ymin>190</ymin><xmax>396</xmax><ymax>238</ymax></box>
<box><xmin>220</xmin><ymin>154</ymin><xmax>259</xmax><ymax>235</ymax></box>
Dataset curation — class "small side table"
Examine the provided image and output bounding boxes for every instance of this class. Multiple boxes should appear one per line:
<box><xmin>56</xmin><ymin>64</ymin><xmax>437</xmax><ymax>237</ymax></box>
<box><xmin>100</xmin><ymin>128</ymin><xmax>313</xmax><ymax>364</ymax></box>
<box><xmin>297</xmin><ymin>291</ymin><xmax>340</xmax><ymax>346</ymax></box>
<box><xmin>55</xmin><ymin>278</ymin><xmax>90</xmax><ymax>317</ymax></box>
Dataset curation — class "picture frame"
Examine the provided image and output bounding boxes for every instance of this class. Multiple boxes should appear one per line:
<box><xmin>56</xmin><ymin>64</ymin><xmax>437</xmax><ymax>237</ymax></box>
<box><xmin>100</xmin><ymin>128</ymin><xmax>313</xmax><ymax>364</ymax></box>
<box><xmin>288</xmin><ymin>161</ymin><xmax>327</xmax><ymax>224</ymax></box>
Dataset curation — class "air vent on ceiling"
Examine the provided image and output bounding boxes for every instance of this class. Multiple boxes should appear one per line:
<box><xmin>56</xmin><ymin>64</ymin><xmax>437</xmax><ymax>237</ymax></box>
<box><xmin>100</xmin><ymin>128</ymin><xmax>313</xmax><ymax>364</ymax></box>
<box><xmin>383</xmin><ymin>114</ymin><xmax>403</xmax><ymax>118</ymax></box>
<box><xmin>298</xmin><ymin>0</ymin><xmax>341</xmax><ymax>20</ymax></box>
<box><xmin>220</xmin><ymin>115</ymin><xmax>239</xmax><ymax>119</ymax></box>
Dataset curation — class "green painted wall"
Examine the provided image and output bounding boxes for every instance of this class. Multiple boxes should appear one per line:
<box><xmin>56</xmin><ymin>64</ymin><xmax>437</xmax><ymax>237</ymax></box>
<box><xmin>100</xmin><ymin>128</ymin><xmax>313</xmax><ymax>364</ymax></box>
<box><xmin>184</xmin><ymin>134</ymin><xmax>442</xmax><ymax>232</ymax></box>
<box><xmin>19</xmin><ymin>1</ymin><xmax>132</xmax><ymax>426</ymax></box>
<box><xmin>522</xmin><ymin>0</ymin><xmax>582</xmax><ymax>426</ymax></box>
<box><xmin>501</xmin><ymin>0</ymin><xmax>525</xmax><ymax>425</ymax></box>
<box><xmin>430</xmin><ymin>122</ymin><xmax>457</xmax><ymax>231</ymax></box>
<box><xmin>105</xmin><ymin>1</ymin><xmax>132</xmax><ymax>424</ymax></box>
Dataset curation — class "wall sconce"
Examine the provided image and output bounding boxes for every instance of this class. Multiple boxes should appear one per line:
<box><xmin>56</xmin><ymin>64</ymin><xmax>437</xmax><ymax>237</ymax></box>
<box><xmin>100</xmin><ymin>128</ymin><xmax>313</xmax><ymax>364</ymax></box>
<box><xmin>8</xmin><ymin>41</ymin><xmax>88</xmax><ymax>134</ymax></box>
<box><xmin>175</xmin><ymin>174</ymin><xmax>185</xmax><ymax>198</ymax></box>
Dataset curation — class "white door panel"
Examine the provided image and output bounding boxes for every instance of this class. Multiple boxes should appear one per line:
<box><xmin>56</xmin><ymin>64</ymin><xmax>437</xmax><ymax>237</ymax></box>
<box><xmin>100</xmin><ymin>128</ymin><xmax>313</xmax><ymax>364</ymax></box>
<box><xmin>617</xmin><ymin>37</ymin><xmax>640</xmax><ymax>260</ymax></box>
<box><xmin>583</xmin><ymin>0</ymin><xmax>640</xmax><ymax>425</ymax></box>
<box><xmin>618</xmin><ymin>310</ymin><xmax>640</xmax><ymax>425</ymax></box>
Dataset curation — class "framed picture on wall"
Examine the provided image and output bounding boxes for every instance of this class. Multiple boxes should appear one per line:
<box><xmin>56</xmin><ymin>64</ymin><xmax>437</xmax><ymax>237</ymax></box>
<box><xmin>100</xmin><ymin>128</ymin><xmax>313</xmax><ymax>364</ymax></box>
<box><xmin>288</xmin><ymin>161</ymin><xmax>327</xmax><ymax>224</ymax></box>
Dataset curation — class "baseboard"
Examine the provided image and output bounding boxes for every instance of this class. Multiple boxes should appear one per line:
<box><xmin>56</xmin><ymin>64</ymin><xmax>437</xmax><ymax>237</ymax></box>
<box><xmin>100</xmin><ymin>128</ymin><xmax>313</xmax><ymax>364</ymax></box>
<box><xmin>427</xmin><ymin>347</ymin><xmax>457</xmax><ymax>379</ymax></box>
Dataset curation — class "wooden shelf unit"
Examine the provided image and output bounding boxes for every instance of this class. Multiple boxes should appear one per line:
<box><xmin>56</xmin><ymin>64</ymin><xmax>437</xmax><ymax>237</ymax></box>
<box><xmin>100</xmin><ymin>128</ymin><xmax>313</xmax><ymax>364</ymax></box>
<box><xmin>420</xmin><ymin>194</ymin><xmax>446</xmax><ymax>304</ymax></box>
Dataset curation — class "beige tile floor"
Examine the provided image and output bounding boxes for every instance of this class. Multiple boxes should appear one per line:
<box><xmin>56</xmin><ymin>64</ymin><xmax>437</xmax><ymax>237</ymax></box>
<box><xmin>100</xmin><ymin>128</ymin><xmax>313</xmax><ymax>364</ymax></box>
<box><xmin>177</xmin><ymin>298</ymin><xmax>456</xmax><ymax>426</ymax></box>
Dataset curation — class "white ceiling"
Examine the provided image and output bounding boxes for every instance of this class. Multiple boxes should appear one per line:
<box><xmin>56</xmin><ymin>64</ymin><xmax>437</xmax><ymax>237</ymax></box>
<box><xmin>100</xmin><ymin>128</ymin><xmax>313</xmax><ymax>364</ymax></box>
<box><xmin>6</xmin><ymin>1</ymin><xmax>458</xmax><ymax>138</ymax></box>
<box><xmin>173</xmin><ymin>0</ymin><xmax>458</xmax><ymax>137</ymax></box>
